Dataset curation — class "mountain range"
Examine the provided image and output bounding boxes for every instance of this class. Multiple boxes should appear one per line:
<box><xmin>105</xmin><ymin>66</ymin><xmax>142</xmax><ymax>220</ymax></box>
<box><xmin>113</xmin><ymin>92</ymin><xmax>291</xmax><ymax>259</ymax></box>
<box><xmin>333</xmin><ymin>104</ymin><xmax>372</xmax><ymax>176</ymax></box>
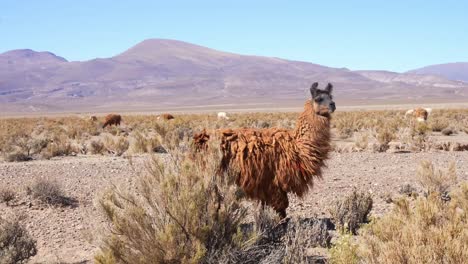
<box><xmin>1</xmin><ymin>39</ymin><xmax>467</xmax><ymax>113</ymax></box>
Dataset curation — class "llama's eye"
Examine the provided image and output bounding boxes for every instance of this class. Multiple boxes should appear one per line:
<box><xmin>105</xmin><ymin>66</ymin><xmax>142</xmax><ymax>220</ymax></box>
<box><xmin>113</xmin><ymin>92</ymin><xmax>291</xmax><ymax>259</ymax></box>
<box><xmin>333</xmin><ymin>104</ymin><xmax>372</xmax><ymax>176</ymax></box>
<box><xmin>315</xmin><ymin>98</ymin><xmax>323</xmax><ymax>103</ymax></box>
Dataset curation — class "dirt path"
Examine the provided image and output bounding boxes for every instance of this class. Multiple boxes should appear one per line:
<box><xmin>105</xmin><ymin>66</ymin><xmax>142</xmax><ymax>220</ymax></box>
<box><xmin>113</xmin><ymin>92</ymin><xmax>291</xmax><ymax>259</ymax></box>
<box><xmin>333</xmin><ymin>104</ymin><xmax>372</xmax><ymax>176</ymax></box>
<box><xmin>1</xmin><ymin>152</ymin><xmax>467</xmax><ymax>263</ymax></box>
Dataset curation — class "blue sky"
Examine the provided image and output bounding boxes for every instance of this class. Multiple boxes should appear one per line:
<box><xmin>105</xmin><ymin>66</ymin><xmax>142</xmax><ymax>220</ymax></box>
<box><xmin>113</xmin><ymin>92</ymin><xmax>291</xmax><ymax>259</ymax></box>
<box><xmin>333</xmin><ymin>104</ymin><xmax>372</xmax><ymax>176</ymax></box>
<box><xmin>1</xmin><ymin>0</ymin><xmax>467</xmax><ymax>72</ymax></box>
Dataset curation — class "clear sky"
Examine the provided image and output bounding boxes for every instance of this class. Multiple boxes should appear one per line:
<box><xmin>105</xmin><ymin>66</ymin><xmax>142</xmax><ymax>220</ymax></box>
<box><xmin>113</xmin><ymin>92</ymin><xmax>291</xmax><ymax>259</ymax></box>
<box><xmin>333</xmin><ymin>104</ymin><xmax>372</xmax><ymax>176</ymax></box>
<box><xmin>1</xmin><ymin>0</ymin><xmax>467</xmax><ymax>72</ymax></box>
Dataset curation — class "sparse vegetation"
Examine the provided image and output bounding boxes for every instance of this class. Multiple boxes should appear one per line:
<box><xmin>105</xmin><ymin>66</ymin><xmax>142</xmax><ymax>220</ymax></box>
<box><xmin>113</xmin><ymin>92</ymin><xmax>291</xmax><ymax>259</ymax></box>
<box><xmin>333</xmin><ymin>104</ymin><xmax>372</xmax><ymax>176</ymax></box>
<box><xmin>330</xmin><ymin>162</ymin><xmax>467</xmax><ymax>264</ymax></box>
<box><xmin>94</xmin><ymin>146</ymin><xmax>253</xmax><ymax>263</ymax></box>
<box><xmin>0</xmin><ymin>188</ymin><xmax>16</xmax><ymax>204</ymax></box>
<box><xmin>417</xmin><ymin>160</ymin><xmax>457</xmax><ymax>197</ymax></box>
<box><xmin>0</xmin><ymin>216</ymin><xmax>37</xmax><ymax>264</ymax></box>
<box><xmin>29</xmin><ymin>178</ymin><xmax>76</xmax><ymax>207</ymax></box>
<box><xmin>329</xmin><ymin>189</ymin><xmax>373</xmax><ymax>234</ymax></box>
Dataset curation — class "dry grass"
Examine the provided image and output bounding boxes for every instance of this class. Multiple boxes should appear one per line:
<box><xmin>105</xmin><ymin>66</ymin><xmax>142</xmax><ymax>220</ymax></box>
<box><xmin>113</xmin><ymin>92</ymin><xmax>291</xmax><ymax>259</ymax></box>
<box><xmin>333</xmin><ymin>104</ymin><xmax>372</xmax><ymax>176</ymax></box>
<box><xmin>1</xmin><ymin>108</ymin><xmax>468</xmax><ymax>162</ymax></box>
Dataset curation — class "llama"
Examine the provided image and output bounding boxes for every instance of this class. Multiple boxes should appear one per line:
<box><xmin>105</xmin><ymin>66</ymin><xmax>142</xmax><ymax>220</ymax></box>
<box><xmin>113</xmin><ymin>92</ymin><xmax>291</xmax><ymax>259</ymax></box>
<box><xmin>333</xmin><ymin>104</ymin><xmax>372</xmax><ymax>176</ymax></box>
<box><xmin>157</xmin><ymin>113</ymin><xmax>175</xmax><ymax>120</ymax></box>
<box><xmin>90</xmin><ymin>116</ymin><xmax>98</xmax><ymax>122</ymax></box>
<box><xmin>217</xmin><ymin>112</ymin><xmax>229</xmax><ymax>120</ymax></box>
<box><xmin>102</xmin><ymin>114</ymin><xmax>122</xmax><ymax>128</ymax></box>
<box><xmin>193</xmin><ymin>82</ymin><xmax>336</xmax><ymax>217</ymax></box>
<box><xmin>405</xmin><ymin>107</ymin><xmax>432</xmax><ymax>122</ymax></box>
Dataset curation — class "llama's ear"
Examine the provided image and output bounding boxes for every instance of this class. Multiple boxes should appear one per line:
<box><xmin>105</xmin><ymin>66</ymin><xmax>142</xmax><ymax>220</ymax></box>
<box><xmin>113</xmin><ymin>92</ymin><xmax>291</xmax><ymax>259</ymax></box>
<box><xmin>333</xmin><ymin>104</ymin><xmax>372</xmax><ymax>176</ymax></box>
<box><xmin>325</xmin><ymin>83</ymin><xmax>333</xmax><ymax>94</ymax></box>
<box><xmin>310</xmin><ymin>82</ymin><xmax>319</xmax><ymax>98</ymax></box>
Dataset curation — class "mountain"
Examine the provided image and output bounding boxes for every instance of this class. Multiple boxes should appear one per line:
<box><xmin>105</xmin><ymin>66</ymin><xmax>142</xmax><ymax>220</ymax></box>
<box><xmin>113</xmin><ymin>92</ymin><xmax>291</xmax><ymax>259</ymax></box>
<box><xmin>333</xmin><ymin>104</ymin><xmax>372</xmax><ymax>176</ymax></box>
<box><xmin>1</xmin><ymin>39</ymin><xmax>468</xmax><ymax>113</ymax></box>
<box><xmin>407</xmin><ymin>62</ymin><xmax>468</xmax><ymax>82</ymax></box>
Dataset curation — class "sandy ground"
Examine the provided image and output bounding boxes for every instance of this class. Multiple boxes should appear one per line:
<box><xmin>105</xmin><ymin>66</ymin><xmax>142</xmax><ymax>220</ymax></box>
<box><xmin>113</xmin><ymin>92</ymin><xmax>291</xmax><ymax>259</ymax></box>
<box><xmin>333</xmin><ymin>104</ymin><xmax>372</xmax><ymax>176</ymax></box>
<box><xmin>1</xmin><ymin>150</ymin><xmax>467</xmax><ymax>263</ymax></box>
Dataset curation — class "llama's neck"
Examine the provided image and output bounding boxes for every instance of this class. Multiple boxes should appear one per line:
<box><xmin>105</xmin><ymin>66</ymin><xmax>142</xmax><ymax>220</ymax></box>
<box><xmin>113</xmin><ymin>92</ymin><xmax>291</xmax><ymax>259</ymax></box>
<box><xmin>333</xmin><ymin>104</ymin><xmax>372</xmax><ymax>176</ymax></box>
<box><xmin>293</xmin><ymin>100</ymin><xmax>331</xmax><ymax>145</ymax></box>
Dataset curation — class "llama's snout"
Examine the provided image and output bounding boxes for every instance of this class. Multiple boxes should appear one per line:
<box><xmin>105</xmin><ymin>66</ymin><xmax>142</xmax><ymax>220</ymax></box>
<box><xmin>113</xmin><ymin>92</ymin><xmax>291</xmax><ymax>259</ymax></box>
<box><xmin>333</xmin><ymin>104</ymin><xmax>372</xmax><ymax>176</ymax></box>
<box><xmin>330</xmin><ymin>102</ymin><xmax>336</xmax><ymax>113</ymax></box>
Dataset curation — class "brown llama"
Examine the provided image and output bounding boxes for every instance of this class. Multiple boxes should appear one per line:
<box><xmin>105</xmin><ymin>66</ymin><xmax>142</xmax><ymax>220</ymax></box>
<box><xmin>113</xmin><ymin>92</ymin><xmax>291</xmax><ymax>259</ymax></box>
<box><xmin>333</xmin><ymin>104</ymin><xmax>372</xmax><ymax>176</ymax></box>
<box><xmin>405</xmin><ymin>107</ymin><xmax>432</xmax><ymax>122</ymax></box>
<box><xmin>157</xmin><ymin>113</ymin><xmax>175</xmax><ymax>120</ymax></box>
<box><xmin>102</xmin><ymin>114</ymin><xmax>122</xmax><ymax>128</ymax></box>
<box><xmin>193</xmin><ymin>82</ymin><xmax>336</xmax><ymax>217</ymax></box>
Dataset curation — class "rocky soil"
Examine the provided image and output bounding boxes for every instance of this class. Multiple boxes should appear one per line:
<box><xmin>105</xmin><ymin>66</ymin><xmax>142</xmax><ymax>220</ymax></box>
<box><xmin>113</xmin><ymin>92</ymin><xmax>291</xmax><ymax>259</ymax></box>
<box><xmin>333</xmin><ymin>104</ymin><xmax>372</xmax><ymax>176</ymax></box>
<box><xmin>1</xmin><ymin>151</ymin><xmax>468</xmax><ymax>263</ymax></box>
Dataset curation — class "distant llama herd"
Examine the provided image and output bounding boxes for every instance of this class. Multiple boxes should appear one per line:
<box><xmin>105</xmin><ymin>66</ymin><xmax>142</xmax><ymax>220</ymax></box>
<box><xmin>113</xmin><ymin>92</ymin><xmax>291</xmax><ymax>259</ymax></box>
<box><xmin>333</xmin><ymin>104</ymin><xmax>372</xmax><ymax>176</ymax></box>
<box><xmin>89</xmin><ymin>83</ymin><xmax>433</xmax><ymax>218</ymax></box>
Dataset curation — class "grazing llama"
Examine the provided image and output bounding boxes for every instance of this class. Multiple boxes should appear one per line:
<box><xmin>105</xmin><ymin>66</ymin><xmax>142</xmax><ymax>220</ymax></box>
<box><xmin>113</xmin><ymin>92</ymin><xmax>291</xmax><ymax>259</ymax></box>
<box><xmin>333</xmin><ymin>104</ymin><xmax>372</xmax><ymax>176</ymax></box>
<box><xmin>102</xmin><ymin>114</ymin><xmax>122</xmax><ymax>128</ymax></box>
<box><xmin>157</xmin><ymin>113</ymin><xmax>175</xmax><ymax>120</ymax></box>
<box><xmin>217</xmin><ymin>112</ymin><xmax>229</xmax><ymax>120</ymax></box>
<box><xmin>405</xmin><ymin>107</ymin><xmax>432</xmax><ymax>122</ymax></box>
<box><xmin>193</xmin><ymin>82</ymin><xmax>336</xmax><ymax>217</ymax></box>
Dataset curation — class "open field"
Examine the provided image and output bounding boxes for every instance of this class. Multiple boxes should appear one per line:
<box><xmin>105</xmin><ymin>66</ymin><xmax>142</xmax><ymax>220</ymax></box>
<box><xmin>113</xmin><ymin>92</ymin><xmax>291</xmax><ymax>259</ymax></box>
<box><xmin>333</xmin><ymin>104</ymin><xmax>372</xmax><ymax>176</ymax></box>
<box><xmin>1</xmin><ymin>107</ymin><xmax>468</xmax><ymax>263</ymax></box>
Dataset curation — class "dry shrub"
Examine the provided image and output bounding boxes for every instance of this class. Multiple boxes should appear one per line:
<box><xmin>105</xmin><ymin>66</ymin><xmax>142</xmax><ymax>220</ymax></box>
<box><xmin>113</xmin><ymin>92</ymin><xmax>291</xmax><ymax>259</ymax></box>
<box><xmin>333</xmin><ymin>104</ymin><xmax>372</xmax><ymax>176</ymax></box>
<box><xmin>441</xmin><ymin>127</ymin><xmax>455</xmax><ymax>136</ymax></box>
<box><xmin>41</xmin><ymin>135</ymin><xmax>75</xmax><ymax>159</ymax></box>
<box><xmin>29</xmin><ymin>178</ymin><xmax>76</xmax><ymax>207</ymax></box>
<box><xmin>353</xmin><ymin>133</ymin><xmax>369</xmax><ymax>151</ymax></box>
<box><xmin>94</xmin><ymin>146</ymin><xmax>252</xmax><ymax>264</ymax></box>
<box><xmin>329</xmin><ymin>233</ymin><xmax>358</xmax><ymax>264</ymax></box>
<box><xmin>103</xmin><ymin>135</ymin><xmax>129</xmax><ymax>156</ymax></box>
<box><xmin>2</xmin><ymin>135</ymin><xmax>48</xmax><ymax>161</ymax></box>
<box><xmin>131</xmin><ymin>131</ymin><xmax>162</xmax><ymax>153</ymax></box>
<box><xmin>375</xmin><ymin>127</ymin><xmax>395</xmax><ymax>152</ymax></box>
<box><xmin>398</xmin><ymin>183</ymin><xmax>418</xmax><ymax>198</ymax></box>
<box><xmin>356</xmin><ymin>183</ymin><xmax>468</xmax><ymax>264</ymax></box>
<box><xmin>89</xmin><ymin>140</ymin><xmax>106</xmax><ymax>155</ymax></box>
<box><xmin>0</xmin><ymin>216</ymin><xmax>37</xmax><ymax>264</ymax></box>
<box><xmin>4</xmin><ymin>152</ymin><xmax>31</xmax><ymax>162</ymax></box>
<box><xmin>417</xmin><ymin>160</ymin><xmax>457</xmax><ymax>198</ymax></box>
<box><xmin>329</xmin><ymin>189</ymin><xmax>373</xmax><ymax>234</ymax></box>
<box><xmin>0</xmin><ymin>188</ymin><xmax>16</xmax><ymax>204</ymax></box>
<box><xmin>430</xmin><ymin>118</ymin><xmax>449</xmax><ymax>132</ymax></box>
<box><xmin>283</xmin><ymin>218</ymin><xmax>331</xmax><ymax>264</ymax></box>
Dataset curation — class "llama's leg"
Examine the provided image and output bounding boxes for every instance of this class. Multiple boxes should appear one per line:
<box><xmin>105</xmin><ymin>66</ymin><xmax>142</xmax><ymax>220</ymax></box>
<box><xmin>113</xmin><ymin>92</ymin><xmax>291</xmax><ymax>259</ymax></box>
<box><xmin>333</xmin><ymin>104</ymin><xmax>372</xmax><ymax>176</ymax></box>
<box><xmin>267</xmin><ymin>188</ymin><xmax>289</xmax><ymax>218</ymax></box>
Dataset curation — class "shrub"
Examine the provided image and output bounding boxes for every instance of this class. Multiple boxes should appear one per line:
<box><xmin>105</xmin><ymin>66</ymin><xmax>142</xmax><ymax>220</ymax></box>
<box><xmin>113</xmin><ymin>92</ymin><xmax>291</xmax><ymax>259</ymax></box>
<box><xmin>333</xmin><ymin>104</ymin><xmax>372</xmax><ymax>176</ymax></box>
<box><xmin>0</xmin><ymin>188</ymin><xmax>16</xmax><ymax>204</ymax></box>
<box><xmin>329</xmin><ymin>233</ymin><xmax>358</xmax><ymax>264</ymax></box>
<box><xmin>375</xmin><ymin>128</ymin><xmax>395</xmax><ymax>152</ymax></box>
<box><xmin>94</xmin><ymin>146</ymin><xmax>252</xmax><ymax>264</ymax></box>
<box><xmin>441</xmin><ymin>127</ymin><xmax>455</xmax><ymax>136</ymax></box>
<box><xmin>398</xmin><ymin>183</ymin><xmax>418</xmax><ymax>198</ymax></box>
<box><xmin>89</xmin><ymin>140</ymin><xmax>105</xmax><ymax>155</ymax></box>
<box><xmin>354</xmin><ymin>133</ymin><xmax>369</xmax><ymax>151</ymax></box>
<box><xmin>329</xmin><ymin>189</ymin><xmax>373</xmax><ymax>234</ymax></box>
<box><xmin>41</xmin><ymin>135</ymin><xmax>75</xmax><ymax>159</ymax></box>
<box><xmin>29</xmin><ymin>178</ymin><xmax>76</xmax><ymax>207</ymax></box>
<box><xmin>0</xmin><ymin>217</ymin><xmax>37</xmax><ymax>264</ymax></box>
<box><xmin>4</xmin><ymin>151</ymin><xmax>31</xmax><ymax>162</ymax></box>
<box><xmin>430</xmin><ymin>118</ymin><xmax>449</xmax><ymax>132</ymax></box>
<box><xmin>103</xmin><ymin>135</ymin><xmax>129</xmax><ymax>156</ymax></box>
<box><xmin>283</xmin><ymin>218</ymin><xmax>331</xmax><ymax>263</ymax></box>
<box><xmin>357</xmin><ymin>183</ymin><xmax>468</xmax><ymax>264</ymax></box>
<box><xmin>417</xmin><ymin>160</ymin><xmax>457</xmax><ymax>198</ymax></box>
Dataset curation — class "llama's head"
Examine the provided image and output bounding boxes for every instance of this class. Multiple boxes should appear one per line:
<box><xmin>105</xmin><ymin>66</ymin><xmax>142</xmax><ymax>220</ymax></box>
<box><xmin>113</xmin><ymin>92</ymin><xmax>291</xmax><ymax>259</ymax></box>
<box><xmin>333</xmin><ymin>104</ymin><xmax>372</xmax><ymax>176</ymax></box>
<box><xmin>310</xmin><ymin>82</ymin><xmax>336</xmax><ymax>116</ymax></box>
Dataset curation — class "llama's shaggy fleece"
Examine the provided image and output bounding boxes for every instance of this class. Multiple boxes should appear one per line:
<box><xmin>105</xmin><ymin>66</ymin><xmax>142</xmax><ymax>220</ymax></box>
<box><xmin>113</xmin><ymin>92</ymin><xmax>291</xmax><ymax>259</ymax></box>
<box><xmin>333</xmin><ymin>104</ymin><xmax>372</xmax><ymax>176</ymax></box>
<box><xmin>158</xmin><ymin>113</ymin><xmax>175</xmax><ymax>120</ymax></box>
<box><xmin>102</xmin><ymin>114</ymin><xmax>122</xmax><ymax>128</ymax></box>
<box><xmin>405</xmin><ymin>107</ymin><xmax>431</xmax><ymax>122</ymax></box>
<box><xmin>193</xmin><ymin>100</ymin><xmax>332</xmax><ymax>217</ymax></box>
